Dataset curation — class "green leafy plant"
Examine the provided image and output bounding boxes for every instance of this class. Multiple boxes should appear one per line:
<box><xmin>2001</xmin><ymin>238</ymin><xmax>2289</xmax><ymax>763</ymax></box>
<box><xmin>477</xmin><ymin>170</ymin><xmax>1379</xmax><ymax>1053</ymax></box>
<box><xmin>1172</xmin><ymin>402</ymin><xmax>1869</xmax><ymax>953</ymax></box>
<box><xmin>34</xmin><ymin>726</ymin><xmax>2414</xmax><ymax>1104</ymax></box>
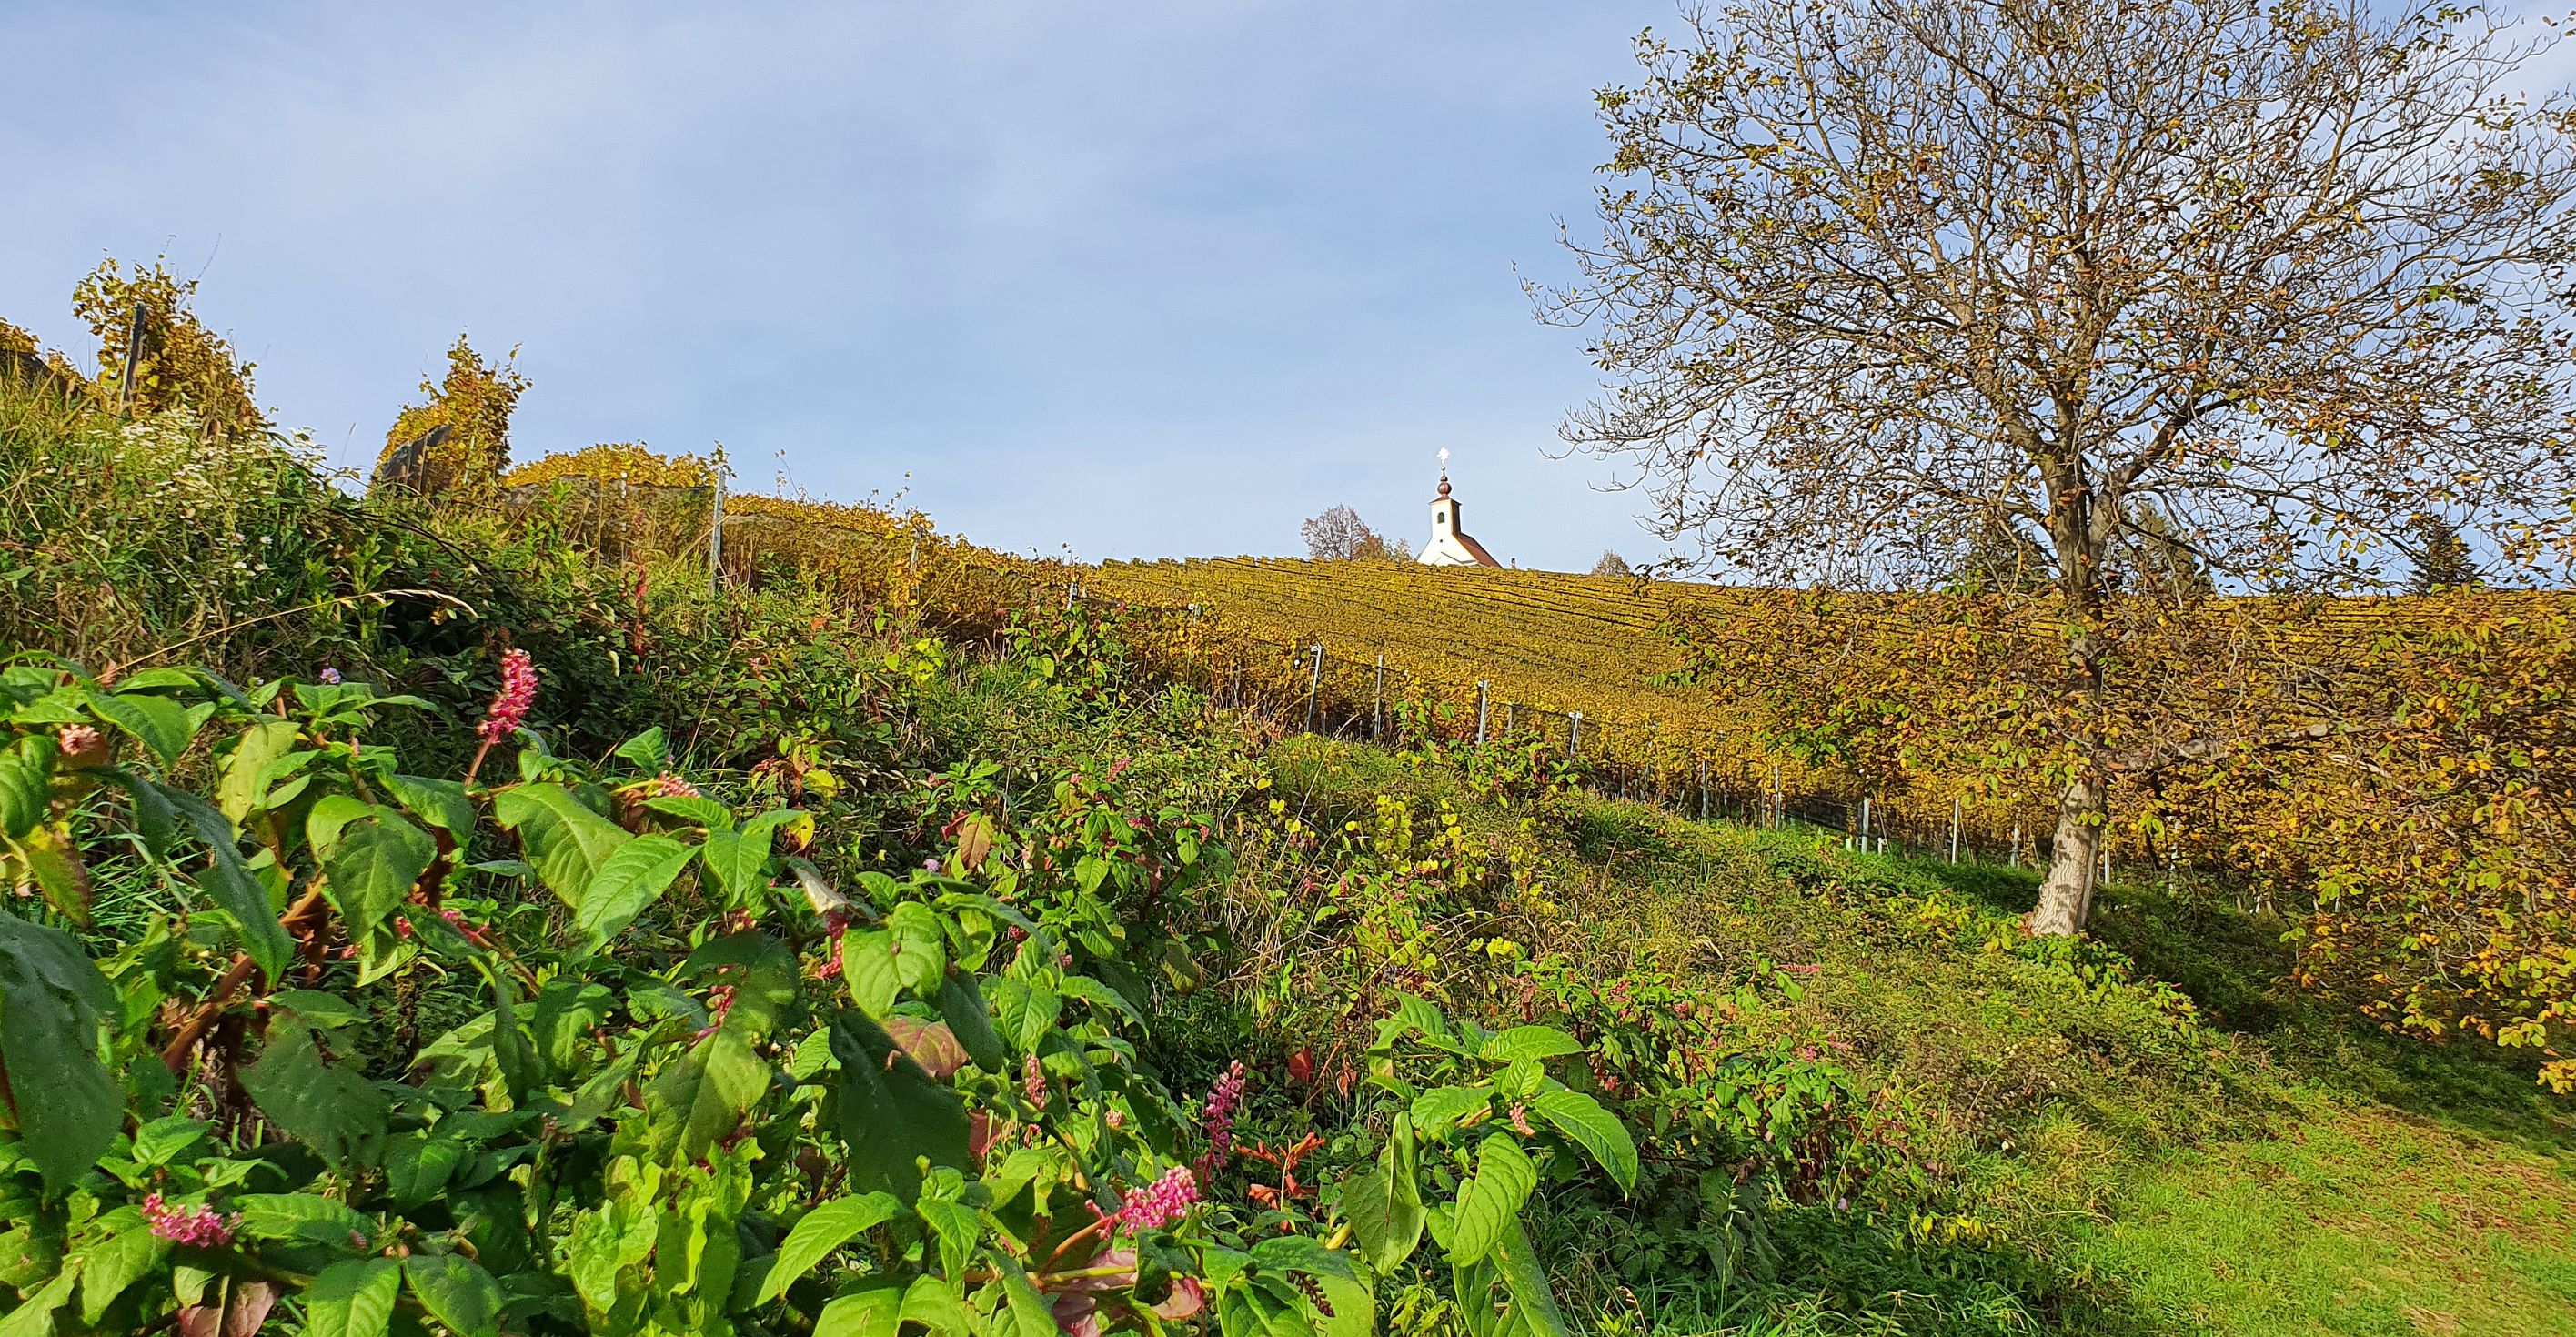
<box><xmin>1333</xmin><ymin>997</ymin><xmax>1636</xmax><ymax>1337</ymax></box>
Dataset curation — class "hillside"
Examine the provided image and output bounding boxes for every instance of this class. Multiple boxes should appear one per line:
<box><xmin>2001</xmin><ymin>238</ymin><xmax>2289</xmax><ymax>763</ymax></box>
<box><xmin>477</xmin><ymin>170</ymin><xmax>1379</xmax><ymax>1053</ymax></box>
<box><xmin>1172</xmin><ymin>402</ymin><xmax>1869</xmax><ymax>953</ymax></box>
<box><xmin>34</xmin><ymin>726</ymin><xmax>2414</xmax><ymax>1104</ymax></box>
<box><xmin>5</xmin><ymin>377</ymin><xmax>2575</xmax><ymax>1336</ymax></box>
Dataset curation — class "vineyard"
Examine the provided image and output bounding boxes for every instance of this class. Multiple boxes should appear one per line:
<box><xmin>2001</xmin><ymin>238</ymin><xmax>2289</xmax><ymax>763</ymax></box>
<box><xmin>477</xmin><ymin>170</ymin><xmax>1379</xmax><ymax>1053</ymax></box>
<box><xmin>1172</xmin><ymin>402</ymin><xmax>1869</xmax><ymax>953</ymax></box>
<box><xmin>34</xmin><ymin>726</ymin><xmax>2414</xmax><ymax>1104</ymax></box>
<box><xmin>13</xmin><ymin>350</ymin><xmax>2576</xmax><ymax>1335</ymax></box>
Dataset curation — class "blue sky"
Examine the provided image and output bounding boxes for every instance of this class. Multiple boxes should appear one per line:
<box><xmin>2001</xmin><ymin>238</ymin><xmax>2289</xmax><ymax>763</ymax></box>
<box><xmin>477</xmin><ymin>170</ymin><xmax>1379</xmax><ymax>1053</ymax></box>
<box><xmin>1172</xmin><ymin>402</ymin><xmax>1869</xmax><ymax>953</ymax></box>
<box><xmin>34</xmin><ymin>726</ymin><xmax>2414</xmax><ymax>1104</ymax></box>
<box><xmin>3</xmin><ymin>3</ymin><xmax>1676</xmax><ymax>571</ymax></box>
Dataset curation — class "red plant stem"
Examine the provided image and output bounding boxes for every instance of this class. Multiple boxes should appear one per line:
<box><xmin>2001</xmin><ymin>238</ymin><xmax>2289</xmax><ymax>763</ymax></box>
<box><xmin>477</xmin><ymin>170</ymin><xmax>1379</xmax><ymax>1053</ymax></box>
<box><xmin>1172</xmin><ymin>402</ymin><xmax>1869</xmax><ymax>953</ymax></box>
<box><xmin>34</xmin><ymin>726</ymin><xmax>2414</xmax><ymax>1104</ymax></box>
<box><xmin>157</xmin><ymin>885</ymin><xmax>328</xmax><ymax>1072</ymax></box>
<box><xmin>1041</xmin><ymin>1212</ymin><xmax>1115</xmax><ymax>1272</ymax></box>
<box><xmin>461</xmin><ymin>736</ymin><xmax>497</xmax><ymax>789</ymax></box>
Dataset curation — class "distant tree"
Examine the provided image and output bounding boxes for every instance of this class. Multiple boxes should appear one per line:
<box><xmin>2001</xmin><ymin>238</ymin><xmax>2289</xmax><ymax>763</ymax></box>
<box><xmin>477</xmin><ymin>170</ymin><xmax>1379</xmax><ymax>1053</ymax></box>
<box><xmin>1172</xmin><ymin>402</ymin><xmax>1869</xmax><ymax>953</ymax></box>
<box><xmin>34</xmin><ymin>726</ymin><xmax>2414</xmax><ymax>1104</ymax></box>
<box><xmin>373</xmin><ymin>335</ymin><xmax>530</xmax><ymax>498</ymax></box>
<box><xmin>1590</xmin><ymin>550</ymin><xmax>1633</xmax><ymax>578</ymax></box>
<box><xmin>71</xmin><ymin>256</ymin><xmax>262</xmax><ymax>436</ymax></box>
<box><xmin>1547</xmin><ymin>0</ymin><xmax>2576</xmax><ymax>934</ymax></box>
<box><xmin>1302</xmin><ymin>504</ymin><xmax>1399</xmax><ymax>561</ymax></box>
<box><xmin>2110</xmin><ymin>502</ymin><xmax>2214</xmax><ymax>604</ymax></box>
<box><xmin>1948</xmin><ymin>513</ymin><xmax>2045</xmax><ymax>595</ymax></box>
<box><xmin>2406</xmin><ymin>514</ymin><xmax>2483</xmax><ymax>594</ymax></box>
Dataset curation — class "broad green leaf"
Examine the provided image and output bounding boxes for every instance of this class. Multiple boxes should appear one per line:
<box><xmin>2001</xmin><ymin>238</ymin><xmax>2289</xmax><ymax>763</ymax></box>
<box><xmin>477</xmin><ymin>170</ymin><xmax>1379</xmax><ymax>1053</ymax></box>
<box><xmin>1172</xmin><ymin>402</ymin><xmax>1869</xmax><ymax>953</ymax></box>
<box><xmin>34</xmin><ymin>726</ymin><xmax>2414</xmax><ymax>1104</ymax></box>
<box><xmin>234</xmin><ymin>1193</ymin><xmax>374</xmax><ymax>1248</ymax></box>
<box><xmin>915</xmin><ymin>1196</ymin><xmax>981</xmax><ymax>1282</ymax></box>
<box><xmin>216</xmin><ymin>719</ymin><xmax>299</xmax><ymax>824</ymax></box>
<box><xmin>1490</xmin><ymin>1216</ymin><xmax>1570</xmax><ymax>1337</ymax></box>
<box><xmin>830</xmin><ymin>1011</ymin><xmax>969</xmax><ymax>1202</ymax></box>
<box><xmin>1528</xmin><ymin>1090</ymin><xmax>1637</xmax><ymax>1194</ymax></box>
<box><xmin>492</xmin><ymin>783</ymin><xmax>631</xmax><ymax>908</ymax></box>
<box><xmin>901</xmin><ymin>1272</ymin><xmax>972</xmax><ymax>1334</ymax></box>
<box><xmin>0</xmin><ymin>735</ymin><xmax>53</xmax><ymax>840</ymax></box>
<box><xmin>383</xmin><ymin>774</ymin><xmax>474</xmax><ymax>836</ymax></box>
<box><xmin>815</xmin><ymin>1280</ymin><xmax>904</xmax><ymax>1337</ymax></box>
<box><xmin>1408</xmin><ymin>1085</ymin><xmax>1487</xmax><ymax>1137</ymax></box>
<box><xmin>309</xmin><ymin>802</ymin><xmax>433</xmax><ymax>943</ymax></box>
<box><xmin>384</xmin><ymin>1133</ymin><xmax>467</xmax><ymax>1209</ymax></box>
<box><xmin>403</xmin><ymin>1252</ymin><xmax>502</xmax><ymax>1337</ymax></box>
<box><xmin>91</xmin><ymin>767</ymin><xmax>176</xmax><ymax>860</ymax></box>
<box><xmin>0</xmin><ymin>1268</ymin><xmax>74</xmax><ymax>1337</ymax></box>
<box><xmin>984</xmin><ymin>978</ymin><xmax>1062</xmax><ymax>1055</ymax></box>
<box><xmin>643</xmin><ymin>1026</ymin><xmax>771</xmax><ymax>1163</ymax></box>
<box><xmin>1057</xmin><ymin>974</ymin><xmax>1145</xmax><ymax>1030</ymax></box>
<box><xmin>885</xmin><ymin>901</ymin><xmax>947</xmax><ymax>992</ymax></box>
<box><xmin>936</xmin><ymin>973</ymin><xmax>1006</xmax><ymax>1073</ymax></box>
<box><xmin>304</xmin><ymin>1257</ymin><xmax>402</xmax><ymax>1337</ymax></box>
<box><xmin>613</xmin><ymin>728</ymin><xmax>669</xmax><ymax>770</ymax></box>
<box><xmin>574</xmin><ymin>834</ymin><xmax>695</xmax><ymax>948</ymax></box>
<box><xmin>85</xmin><ymin>688</ymin><xmax>192</xmax><ymax>766</ymax></box>
<box><xmin>1447</xmin><ymin>1136</ymin><xmax>1536</xmax><ymax>1266</ymax></box>
<box><xmin>160</xmin><ymin>787</ymin><xmax>292</xmax><ymax>980</ymax></box>
<box><xmin>241</xmin><ymin>1020</ymin><xmax>388</xmax><ymax>1171</ymax></box>
<box><xmin>843</xmin><ymin>931</ymin><xmax>901</xmax><ymax>1019</ymax></box>
<box><xmin>75</xmin><ymin>1213</ymin><xmax>163</xmax><ymax>1326</ymax></box>
<box><xmin>1337</xmin><ymin>1163</ymin><xmax>1422</xmax><ymax>1274</ymax></box>
<box><xmin>0</xmin><ymin>910</ymin><xmax>119</xmax><ymax>1195</ymax></box>
<box><xmin>474</xmin><ymin>956</ymin><xmax>541</xmax><ymax>1104</ymax></box>
<box><xmin>754</xmin><ymin>1191</ymin><xmax>902</xmax><ymax>1303</ymax></box>
<box><xmin>644</xmin><ymin>794</ymin><xmax>734</xmax><ymax>829</ymax></box>
<box><xmin>1477</xmin><ymin>1026</ymin><xmax>1584</xmax><ymax>1063</ymax></box>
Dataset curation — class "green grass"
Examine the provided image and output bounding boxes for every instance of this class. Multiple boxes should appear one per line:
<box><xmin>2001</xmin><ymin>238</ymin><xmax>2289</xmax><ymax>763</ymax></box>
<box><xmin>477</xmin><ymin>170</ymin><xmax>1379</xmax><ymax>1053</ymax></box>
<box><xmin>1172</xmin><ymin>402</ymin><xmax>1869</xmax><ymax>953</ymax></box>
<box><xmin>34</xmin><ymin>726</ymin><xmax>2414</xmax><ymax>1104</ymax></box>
<box><xmin>1355</xmin><ymin>772</ymin><xmax>2576</xmax><ymax>1336</ymax></box>
<box><xmin>2060</xmin><ymin>1102</ymin><xmax>2576</xmax><ymax>1335</ymax></box>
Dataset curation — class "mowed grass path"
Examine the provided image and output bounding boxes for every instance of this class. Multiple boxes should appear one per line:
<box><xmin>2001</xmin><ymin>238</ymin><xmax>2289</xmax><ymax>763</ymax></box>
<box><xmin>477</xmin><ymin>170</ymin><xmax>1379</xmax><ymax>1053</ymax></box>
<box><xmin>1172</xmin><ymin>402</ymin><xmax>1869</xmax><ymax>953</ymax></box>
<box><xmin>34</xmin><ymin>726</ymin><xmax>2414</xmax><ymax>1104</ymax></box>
<box><xmin>2065</xmin><ymin>1103</ymin><xmax>2576</xmax><ymax>1336</ymax></box>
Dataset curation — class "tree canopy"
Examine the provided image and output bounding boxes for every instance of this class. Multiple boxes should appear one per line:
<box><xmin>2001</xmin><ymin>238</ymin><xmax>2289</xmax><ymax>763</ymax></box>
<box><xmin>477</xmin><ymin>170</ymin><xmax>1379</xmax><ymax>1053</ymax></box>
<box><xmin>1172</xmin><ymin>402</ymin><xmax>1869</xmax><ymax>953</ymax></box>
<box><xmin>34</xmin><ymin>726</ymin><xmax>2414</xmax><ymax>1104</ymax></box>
<box><xmin>1549</xmin><ymin>0</ymin><xmax>2576</xmax><ymax>932</ymax></box>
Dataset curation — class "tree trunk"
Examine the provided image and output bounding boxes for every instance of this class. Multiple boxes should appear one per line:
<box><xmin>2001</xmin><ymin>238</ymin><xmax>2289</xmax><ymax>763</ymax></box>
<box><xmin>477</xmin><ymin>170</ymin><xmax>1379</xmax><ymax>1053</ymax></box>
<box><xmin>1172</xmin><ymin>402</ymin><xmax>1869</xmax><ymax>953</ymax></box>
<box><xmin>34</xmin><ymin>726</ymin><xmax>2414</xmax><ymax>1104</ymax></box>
<box><xmin>2026</xmin><ymin>773</ymin><xmax>2104</xmax><ymax>936</ymax></box>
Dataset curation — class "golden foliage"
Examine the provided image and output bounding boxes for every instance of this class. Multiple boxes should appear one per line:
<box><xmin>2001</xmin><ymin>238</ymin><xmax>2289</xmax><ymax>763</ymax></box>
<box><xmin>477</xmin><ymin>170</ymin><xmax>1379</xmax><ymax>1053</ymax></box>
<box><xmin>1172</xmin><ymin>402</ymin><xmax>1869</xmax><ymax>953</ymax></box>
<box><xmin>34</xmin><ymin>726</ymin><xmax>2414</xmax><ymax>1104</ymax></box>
<box><xmin>505</xmin><ymin>442</ymin><xmax>717</xmax><ymax>490</ymax></box>
<box><xmin>70</xmin><ymin>257</ymin><xmax>262</xmax><ymax>436</ymax></box>
<box><xmin>377</xmin><ymin>335</ymin><xmax>528</xmax><ymax>496</ymax></box>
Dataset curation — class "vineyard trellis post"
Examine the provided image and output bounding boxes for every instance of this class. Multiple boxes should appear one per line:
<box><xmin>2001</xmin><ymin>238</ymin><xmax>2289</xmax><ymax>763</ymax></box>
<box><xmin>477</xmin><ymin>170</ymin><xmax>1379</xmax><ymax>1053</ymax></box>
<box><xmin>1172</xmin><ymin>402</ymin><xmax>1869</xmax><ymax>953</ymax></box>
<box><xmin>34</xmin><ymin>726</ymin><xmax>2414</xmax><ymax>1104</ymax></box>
<box><xmin>116</xmin><ymin>301</ymin><xmax>145</xmax><ymax>414</ymax></box>
<box><xmin>1857</xmin><ymin>796</ymin><xmax>1872</xmax><ymax>852</ymax></box>
<box><xmin>1303</xmin><ymin>644</ymin><xmax>1323</xmax><ymax>734</ymax></box>
<box><xmin>1475</xmin><ymin>681</ymin><xmax>1490</xmax><ymax>744</ymax></box>
<box><xmin>1568</xmin><ymin>710</ymin><xmax>1584</xmax><ymax>757</ymax></box>
<box><xmin>1372</xmin><ymin>655</ymin><xmax>1384</xmax><ymax>740</ymax></box>
<box><xmin>1697</xmin><ymin>758</ymin><xmax>1708</xmax><ymax>821</ymax></box>
<box><xmin>1770</xmin><ymin>762</ymin><xmax>1783</xmax><ymax>829</ymax></box>
<box><xmin>707</xmin><ymin>468</ymin><xmax>725</xmax><ymax>596</ymax></box>
<box><xmin>1950</xmin><ymin>798</ymin><xmax>1961</xmax><ymax>864</ymax></box>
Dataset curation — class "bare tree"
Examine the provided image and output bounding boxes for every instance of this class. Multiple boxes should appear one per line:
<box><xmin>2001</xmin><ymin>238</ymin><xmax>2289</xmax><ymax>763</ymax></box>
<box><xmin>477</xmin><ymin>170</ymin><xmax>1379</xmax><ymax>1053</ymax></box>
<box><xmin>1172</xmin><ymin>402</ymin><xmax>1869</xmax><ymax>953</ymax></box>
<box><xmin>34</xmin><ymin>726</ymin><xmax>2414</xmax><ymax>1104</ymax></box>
<box><xmin>1545</xmin><ymin>0</ymin><xmax>2576</xmax><ymax>933</ymax></box>
<box><xmin>1591</xmin><ymin>549</ymin><xmax>1635</xmax><ymax>577</ymax></box>
<box><xmin>1302</xmin><ymin>504</ymin><xmax>1403</xmax><ymax>561</ymax></box>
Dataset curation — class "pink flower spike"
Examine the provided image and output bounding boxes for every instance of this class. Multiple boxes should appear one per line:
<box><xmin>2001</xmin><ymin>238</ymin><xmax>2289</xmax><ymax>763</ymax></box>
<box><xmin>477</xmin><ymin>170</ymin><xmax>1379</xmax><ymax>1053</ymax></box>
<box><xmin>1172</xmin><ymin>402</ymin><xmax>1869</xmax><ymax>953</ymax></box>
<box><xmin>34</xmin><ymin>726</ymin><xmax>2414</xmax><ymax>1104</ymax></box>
<box><xmin>143</xmin><ymin>1192</ymin><xmax>238</xmax><ymax>1247</ymax></box>
<box><xmin>1193</xmin><ymin>1060</ymin><xmax>1246</xmax><ymax>1175</ymax></box>
<box><xmin>477</xmin><ymin>649</ymin><xmax>538</xmax><ymax>743</ymax></box>
<box><xmin>1109</xmin><ymin>1165</ymin><xmax>1200</xmax><ymax>1232</ymax></box>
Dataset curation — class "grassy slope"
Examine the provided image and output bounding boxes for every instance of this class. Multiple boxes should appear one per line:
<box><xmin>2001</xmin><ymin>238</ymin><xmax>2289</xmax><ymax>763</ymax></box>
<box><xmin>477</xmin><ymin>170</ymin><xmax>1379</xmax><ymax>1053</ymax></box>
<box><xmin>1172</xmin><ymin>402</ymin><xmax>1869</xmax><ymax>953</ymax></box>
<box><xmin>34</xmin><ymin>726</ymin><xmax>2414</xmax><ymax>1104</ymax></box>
<box><xmin>11</xmin><ymin>376</ymin><xmax>2570</xmax><ymax>1335</ymax></box>
<box><xmin>1270</xmin><ymin>738</ymin><xmax>2576</xmax><ymax>1336</ymax></box>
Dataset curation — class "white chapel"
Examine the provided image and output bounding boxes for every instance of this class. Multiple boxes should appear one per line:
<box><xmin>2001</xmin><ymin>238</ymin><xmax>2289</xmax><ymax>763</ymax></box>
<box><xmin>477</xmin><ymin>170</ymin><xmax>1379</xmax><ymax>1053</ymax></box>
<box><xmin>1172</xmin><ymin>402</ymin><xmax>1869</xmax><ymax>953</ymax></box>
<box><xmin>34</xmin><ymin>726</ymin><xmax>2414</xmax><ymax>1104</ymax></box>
<box><xmin>1418</xmin><ymin>449</ymin><xmax>1502</xmax><ymax>568</ymax></box>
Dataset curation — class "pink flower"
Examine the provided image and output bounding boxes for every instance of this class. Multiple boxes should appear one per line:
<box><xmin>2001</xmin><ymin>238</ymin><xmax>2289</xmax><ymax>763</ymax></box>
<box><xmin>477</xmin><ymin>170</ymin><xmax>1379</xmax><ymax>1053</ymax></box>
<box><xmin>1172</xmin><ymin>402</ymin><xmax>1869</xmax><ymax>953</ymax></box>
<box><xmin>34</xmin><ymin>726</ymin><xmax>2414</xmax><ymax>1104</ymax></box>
<box><xmin>1024</xmin><ymin>1054</ymin><xmax>1051</xmax><ymax>1109</ymax></box>
<box><xmin>1103</xmin><ymin>1165</ymin><xmax>1199</xmax><ymax>1232</ymax></box>
<box><xmin>1508</xmin><ymin>1103</ymin><xmax>1535</xmax><ymax>1137</ymax></box>
<box><xmin>649</xmin><ymin>771</ymin><xmax>702</xmax><ymax>799</ymax></box>
<box><xmin>56</xmin><ymin>724</ymin><xmax>106</xmax><ymax>768</ymax></box>
<box><xmin>1194</xmin><ymin>1060</ymin><xmax>1246</xmax><ymax>1175</ymax></box>
<box><xmin>143</xmin><ymin>1192</ymin><xmax>238</xmax><ymax>1247</ymax></box>
<box><xmin>477</xmin><ymin>649</ymin><xmax>538</xmax><ymax>743</ymax></box>
<box><xmin>318</xmin><ymin>667</ymin><xmax>343</xmax><ymax>685</ymax></box>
